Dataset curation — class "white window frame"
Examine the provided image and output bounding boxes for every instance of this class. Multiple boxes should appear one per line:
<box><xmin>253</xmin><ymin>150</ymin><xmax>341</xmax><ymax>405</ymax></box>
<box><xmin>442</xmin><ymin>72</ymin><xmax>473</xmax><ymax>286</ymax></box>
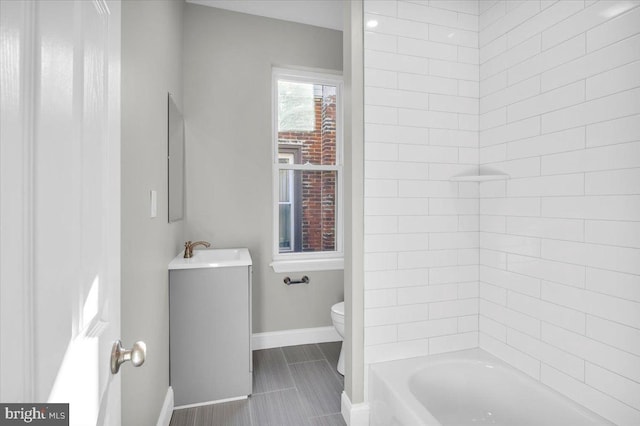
<box><xmin>278</xmin><ymin>152</ymin><xmax>296</xmax><ymax>252</ymax></box>
<box><xmin>270</xmin><ymin>67</ymin><xmax>344</xmax><ymax>273</ymax></box>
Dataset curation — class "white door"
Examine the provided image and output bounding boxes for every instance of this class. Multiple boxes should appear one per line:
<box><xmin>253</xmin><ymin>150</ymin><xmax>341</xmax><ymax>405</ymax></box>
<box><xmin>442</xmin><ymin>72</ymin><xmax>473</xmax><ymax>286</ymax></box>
<box><xmin>0</xmin><ymin>0</ymin><xmax>123</xmax><ymax>424</ymax></box>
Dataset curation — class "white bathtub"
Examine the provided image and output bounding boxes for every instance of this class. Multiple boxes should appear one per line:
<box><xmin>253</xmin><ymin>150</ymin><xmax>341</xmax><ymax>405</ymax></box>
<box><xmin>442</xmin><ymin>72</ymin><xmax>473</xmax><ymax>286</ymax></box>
<box><xmin>369</xmin><ymin>349</ymin><xmax>613</xmax><ymax>426</ymax></box>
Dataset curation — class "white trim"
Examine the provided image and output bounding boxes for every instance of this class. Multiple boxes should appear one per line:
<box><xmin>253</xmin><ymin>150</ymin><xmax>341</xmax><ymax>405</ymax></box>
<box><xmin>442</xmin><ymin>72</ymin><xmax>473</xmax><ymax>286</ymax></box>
<box><xmin>174</xmin><ymin>395</ymin><xmax>247</xmax><ymax>410</ymax></box>
<box><xmin>273</xmin><ymin>67</ymin><xmax>344</xmax><ymax>88</ymax></box>
<box><xmin>278</xmin><ymin>153</ymin><xmax>296</xmax><ymax>252</ymax></box>
<box><xmin>270</xmin><ymin>257</ymin><xmax>344</xmax><ymax>273</ymax></box>
<box><xmin>273</xmin><ymin>249</ymin><xmax>343</xmax><ymax>262</ymax></box>
<box><xmin>156</xmin><ymin>387</ymin><xmax>174</xmax><ymax>426</ymax></box>
<box><xmin>278</xmin><ymin>163</ymin><xmax>340</xmax><ymax>171</ymax></box>
<box><xmin>341</xmin><ymin>391</ymin><xmax>370</xmax><ymax>426</ymax></box>
<box><xmin>252</xmin><ymin>326</ymin><xmax>341</xmax><ymax>350</ymax></box>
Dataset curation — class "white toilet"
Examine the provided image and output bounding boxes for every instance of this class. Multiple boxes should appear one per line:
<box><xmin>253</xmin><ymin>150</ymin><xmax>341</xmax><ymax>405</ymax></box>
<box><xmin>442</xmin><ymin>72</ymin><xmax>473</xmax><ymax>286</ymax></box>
<box><xmin>331</xmin><ymin>301</ymin><xmax>345</xmax><ymax>375</ymax></box>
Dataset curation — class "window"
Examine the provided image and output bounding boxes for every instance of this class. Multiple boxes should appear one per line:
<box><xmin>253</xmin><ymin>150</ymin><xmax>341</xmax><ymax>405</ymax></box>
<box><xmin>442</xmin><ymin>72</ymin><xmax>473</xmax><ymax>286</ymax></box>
<box><xmin>278</xmin><ymin>151</ymin><xmax>297</xmax><ymax>252</ymax></box>
<box><xmin>271</xmin><ymin>68</ymin><xmax>343</xmax><ymax>272</ymax></box>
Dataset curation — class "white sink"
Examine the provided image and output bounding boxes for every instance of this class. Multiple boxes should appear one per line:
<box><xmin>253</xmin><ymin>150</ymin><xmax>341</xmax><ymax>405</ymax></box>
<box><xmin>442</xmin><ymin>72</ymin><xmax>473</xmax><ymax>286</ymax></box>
<box><xmin>169</xmin><ymin>248</ymin><xmax>252</xmax><ymax>270</ymax></box>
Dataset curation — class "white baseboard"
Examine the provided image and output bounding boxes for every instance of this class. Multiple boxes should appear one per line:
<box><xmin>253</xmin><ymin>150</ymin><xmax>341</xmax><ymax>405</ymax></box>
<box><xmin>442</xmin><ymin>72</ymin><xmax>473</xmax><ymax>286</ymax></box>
<box><xmin>341</xmin><ymin>391</ymin><xmax>369</xmax><ymax>426</ymax></box>
<box><xmin>156</xmin><ymin>386</ymin><xmax>174</xmax><ymax>426</ymax></box>
<box><xmin>252</xmin><ymin>326</ymin><xmax>341</xmax><ymax>350</ymax></box>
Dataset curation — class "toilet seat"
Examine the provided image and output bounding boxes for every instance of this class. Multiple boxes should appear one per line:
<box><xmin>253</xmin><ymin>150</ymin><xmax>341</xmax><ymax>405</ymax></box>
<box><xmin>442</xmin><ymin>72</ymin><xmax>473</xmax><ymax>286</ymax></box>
<box><xmin>331</xmin><ymin>301</ymin><xmax>344</xmax><ymax>316</ymax></box>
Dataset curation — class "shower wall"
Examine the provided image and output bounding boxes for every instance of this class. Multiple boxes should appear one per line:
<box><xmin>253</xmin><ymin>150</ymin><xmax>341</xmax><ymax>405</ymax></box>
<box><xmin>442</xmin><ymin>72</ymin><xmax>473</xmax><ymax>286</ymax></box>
<box><xmin>478</xmin><ymin>1</ymin><xmax>640</xmax><ymax>424</ymax></box>
<box><xmin>363</xmin><ymin>0</ymin><xmax>640</xmax><ymax>422</ymax></box>
<box><xmin>363</xmin><ymin>0</ymin><xmax>480</xmax><ymax>368</ymax></box>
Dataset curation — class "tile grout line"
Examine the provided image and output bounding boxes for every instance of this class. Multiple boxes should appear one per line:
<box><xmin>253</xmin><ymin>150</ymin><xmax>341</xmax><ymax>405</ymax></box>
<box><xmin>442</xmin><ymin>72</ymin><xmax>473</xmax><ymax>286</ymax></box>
<box><xmin>251</xmin><ymin>386</ymin><xmax>298</xmax><ymax>397</ymax></box>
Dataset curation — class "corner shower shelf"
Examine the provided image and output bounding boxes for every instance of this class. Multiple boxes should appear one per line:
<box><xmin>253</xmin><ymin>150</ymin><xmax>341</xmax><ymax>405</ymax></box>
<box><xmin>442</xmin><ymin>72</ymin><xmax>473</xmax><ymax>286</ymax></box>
<box><xmin>450</xmin><ymin>174</ymin><xmax>510</xmax><ymax>182</ymax></box>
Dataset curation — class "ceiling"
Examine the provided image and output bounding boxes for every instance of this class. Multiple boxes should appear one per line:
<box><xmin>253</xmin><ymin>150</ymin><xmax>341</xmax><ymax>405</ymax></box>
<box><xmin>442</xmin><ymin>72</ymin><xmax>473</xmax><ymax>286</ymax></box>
<box><xmin>186</xmin><ymin>0</ymin><xmax>344</xmax><ymax>31</ymax></box>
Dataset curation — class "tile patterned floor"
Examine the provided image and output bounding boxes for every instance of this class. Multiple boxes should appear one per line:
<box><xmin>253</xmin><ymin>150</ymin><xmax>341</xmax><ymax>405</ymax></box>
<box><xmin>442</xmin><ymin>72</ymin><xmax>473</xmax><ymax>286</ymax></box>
<box><xmin>169</xmin><ymin>342</ymin><xmax>346</xmax><ymax>426</ymax></box>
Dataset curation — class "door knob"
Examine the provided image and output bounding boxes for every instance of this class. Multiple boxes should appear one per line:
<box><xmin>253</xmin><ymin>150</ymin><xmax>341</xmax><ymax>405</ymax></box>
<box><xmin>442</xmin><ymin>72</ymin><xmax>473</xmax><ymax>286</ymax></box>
<box><xmin>111</xmin><ymin>340</ymin><xmax>146</xmax><ymax>374</ymax></box>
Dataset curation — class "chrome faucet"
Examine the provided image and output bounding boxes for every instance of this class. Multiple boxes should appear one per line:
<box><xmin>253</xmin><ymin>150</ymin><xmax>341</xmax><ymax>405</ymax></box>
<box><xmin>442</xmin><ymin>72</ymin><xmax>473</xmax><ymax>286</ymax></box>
<box><xmin>183</xmin><ymin>240</ymin><xmax>211</xmax><ymax>258</ymax></box>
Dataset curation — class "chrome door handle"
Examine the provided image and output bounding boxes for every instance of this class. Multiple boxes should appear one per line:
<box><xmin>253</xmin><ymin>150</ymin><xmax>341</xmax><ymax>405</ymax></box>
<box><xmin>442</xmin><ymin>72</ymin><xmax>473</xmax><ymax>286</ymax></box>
<box><xmin>111</xmin><ymin>340</ymin><xmax>146</xmax><ymax>374</ymax></box>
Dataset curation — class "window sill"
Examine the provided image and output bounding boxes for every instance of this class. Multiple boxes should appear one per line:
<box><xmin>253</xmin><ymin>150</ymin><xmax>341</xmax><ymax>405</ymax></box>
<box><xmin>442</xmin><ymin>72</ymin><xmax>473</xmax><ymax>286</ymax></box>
<box><xmin>270</xmin><ymin>257</ymin><xmax>344</xmax><ymax>273</ymax></box>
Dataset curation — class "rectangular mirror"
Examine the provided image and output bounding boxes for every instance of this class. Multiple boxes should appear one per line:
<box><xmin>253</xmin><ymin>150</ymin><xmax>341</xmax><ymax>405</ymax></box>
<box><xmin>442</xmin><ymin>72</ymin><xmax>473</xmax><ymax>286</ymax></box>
<box><xmin>168</xmin><ymin>93</ymin><xmax>185</xmax><ymax>222</ymax></box>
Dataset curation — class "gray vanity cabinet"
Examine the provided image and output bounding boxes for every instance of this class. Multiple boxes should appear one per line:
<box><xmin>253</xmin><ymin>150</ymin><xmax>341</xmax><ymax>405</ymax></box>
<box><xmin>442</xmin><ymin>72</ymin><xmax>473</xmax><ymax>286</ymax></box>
<box><xmin>169</xmin><ymin>265</ymin><xmax>252</xmax><ymax>406</ymax></box>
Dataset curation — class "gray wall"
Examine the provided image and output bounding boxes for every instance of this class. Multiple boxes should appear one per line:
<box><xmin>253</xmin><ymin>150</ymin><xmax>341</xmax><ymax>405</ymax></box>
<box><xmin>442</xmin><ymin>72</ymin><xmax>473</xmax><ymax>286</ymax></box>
<box><xmin>121</xmin><ymin>1</ymin><xmax>184</xmax><ymax>424</ymax></box>
<box><xmin>184</xmin><ymin>4</ymin><xmax>344</xmax><ymax>333</ymax></box>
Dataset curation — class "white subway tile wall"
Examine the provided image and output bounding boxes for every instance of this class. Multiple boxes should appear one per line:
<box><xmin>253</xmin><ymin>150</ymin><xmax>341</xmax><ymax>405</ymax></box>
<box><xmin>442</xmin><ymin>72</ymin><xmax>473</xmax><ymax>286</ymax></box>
<box><xmin>364</xmin><ymin>0</ymin><xmax>640</xmax><ymax>422</ymax></box>
<box><xmin>364</xmin><ymin>0</ymin><xmax>480</xmax><ymax>371</ymax></box>
<box><xmin>479</xmin><ymin>1</ymin><xmax>640</xmax><ymax>424</ymax></box>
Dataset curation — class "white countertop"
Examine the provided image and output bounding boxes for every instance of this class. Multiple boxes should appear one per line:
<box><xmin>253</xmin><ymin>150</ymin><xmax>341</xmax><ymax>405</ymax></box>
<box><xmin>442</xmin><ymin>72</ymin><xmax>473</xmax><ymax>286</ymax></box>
<box><xmin>169</xmin><ymin>248</ymin><xmax>252</xmax><ymax>270</ymax></box>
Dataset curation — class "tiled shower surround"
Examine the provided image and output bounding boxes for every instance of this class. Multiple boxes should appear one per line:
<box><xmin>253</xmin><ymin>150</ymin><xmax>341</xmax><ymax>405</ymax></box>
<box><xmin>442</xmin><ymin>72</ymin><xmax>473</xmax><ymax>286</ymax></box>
<box><xmin>363</xmin><ymin>1</ymin><xmax>640</xmax><ymax>423</ymax></box>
